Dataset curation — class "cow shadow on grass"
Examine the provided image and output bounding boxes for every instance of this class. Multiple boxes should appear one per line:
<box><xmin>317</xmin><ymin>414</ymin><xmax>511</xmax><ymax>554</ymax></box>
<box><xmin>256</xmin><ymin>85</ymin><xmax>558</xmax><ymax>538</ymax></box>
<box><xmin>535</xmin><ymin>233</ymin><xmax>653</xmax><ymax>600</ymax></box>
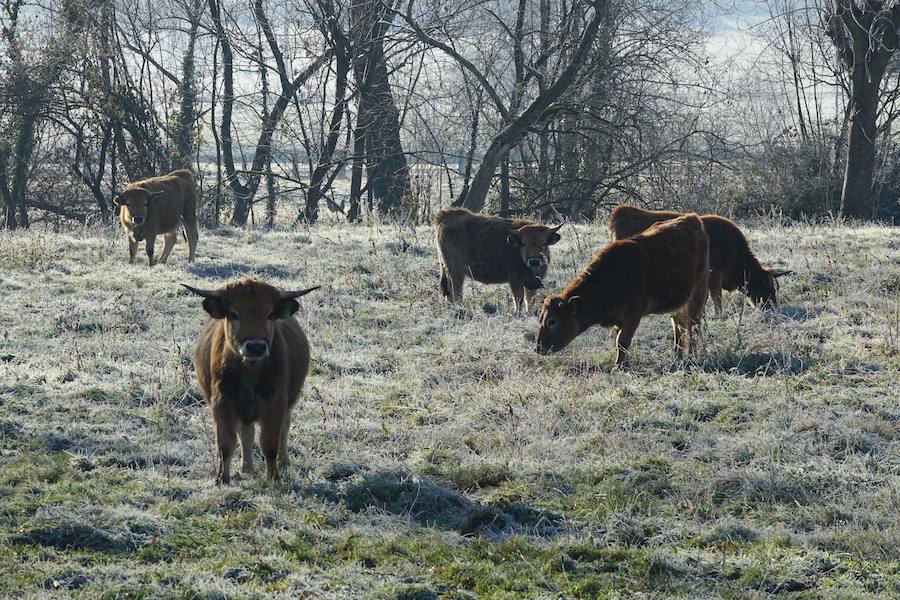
<box><xmin>185</xmin><ymin>262</ymin><xmax>295</xmax><ymax>281</ymax></box>
<box><xmin>306</xmin><ymin>463</ymin><xmax>570</xmax><ymax>538</ymax></box>
<box><xmin>775</xmin><ymin>304</ymin><xmax>824</xmax><ymax>322</ymax></box>
<box><xmin>698</xmin><ymin>351</ymin><xmax>812</xmax><ymax>377</ymax></box>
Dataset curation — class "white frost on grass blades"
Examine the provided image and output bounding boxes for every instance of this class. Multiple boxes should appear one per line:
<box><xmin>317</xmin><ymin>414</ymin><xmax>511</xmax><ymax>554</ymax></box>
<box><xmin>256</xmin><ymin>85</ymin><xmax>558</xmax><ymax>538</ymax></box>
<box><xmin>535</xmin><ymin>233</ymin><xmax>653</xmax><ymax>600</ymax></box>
<box><xmin>0</xmin><ymin>221</ymin><xmax>898</xmax><ymax>597</ymax></box>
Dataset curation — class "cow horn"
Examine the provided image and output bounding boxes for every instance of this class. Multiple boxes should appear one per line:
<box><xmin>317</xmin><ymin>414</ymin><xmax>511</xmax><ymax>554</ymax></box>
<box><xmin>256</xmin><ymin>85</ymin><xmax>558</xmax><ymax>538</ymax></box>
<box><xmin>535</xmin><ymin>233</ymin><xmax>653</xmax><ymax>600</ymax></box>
<box><xmin>281</xmin><ymin>286</ymin><xmax>321</xmax><ymax>299</ymax></box>
<box><xmin>771</xmin><ymin>269</ymin><xmax>793</xmax><ymax>278</ymax></box>
<box><xmin>181</xmin><ymin>283</ymin><xmax>222</xmax><ymax>298</ymax></box>
<box><xmin>550</xmin><ymin>223</ymin><xmax>564</xmax><ymax>233</ymax></box>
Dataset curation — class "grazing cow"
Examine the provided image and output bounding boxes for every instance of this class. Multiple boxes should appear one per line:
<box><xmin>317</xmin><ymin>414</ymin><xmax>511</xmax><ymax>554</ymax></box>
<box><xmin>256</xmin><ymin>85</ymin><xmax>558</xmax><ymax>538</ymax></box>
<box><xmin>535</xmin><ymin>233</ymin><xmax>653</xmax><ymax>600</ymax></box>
<box><xmin>184</xmin><ymin>278</ymin><xmax>319</xmax><ymax>484</ymax></box>
<box><xmin>536</xmin><ymin>214</ymin><xmax>709</xmax><ymax>367</ymax></box>
<box><xmin>115</xmin><ymin>168</ymin><xmax>199</xmax><ymax>265</ymax></box>
<box><xmin>609</xmin><ymin>204</ymin><xmax>791</xmax><ymax>313</ymax></box>
<box><xmin>434</xmin><ymin>207</ymin><xmax>563</xmax><ymax>312</ymax></box>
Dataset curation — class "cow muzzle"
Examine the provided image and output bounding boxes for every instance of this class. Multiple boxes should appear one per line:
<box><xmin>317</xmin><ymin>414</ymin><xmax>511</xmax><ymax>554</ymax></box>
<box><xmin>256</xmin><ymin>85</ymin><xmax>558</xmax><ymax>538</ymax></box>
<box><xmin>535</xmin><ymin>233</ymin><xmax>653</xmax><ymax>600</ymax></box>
<box><xmin>535</xmin><ymin>341</ymin><xmax>553</xmax><ymax>355</ymax></box>
<box><xmin>239</xmin><ymin>340</ymin><xmax>270</xmax><ymax>362</ymax></box>
<box><xmin>526</xmin><ymin>257</ymin><xmax>545</xmax><ymax>270</ymax></box>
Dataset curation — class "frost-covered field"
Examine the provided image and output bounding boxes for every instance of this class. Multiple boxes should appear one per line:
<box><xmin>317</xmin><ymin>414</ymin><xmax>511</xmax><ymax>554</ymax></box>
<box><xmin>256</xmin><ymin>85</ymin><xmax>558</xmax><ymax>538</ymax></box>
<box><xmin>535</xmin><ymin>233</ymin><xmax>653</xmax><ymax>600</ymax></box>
<box><xmin>0</xmin><ymin>221</ymin><xmax>898</xmax><ymax>598</ymax></box>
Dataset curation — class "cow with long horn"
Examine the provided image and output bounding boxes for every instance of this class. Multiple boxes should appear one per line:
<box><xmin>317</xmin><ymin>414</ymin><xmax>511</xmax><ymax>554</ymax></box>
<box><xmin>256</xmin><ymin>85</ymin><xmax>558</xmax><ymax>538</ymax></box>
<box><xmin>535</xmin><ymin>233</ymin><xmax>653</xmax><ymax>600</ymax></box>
<box><xmin>433</xmin><ymin>207</ymin><xmax>564</xmax><ymax>312</ymax></box>
<box><xmin>183</xmin><ymin>278</ymin><xmax>319</xmax><ymax>484</ymax></box>
<box><xmin>115</xmin><ymin>168</ymin><xmax>200</xmax><ymax>266</ymax></box>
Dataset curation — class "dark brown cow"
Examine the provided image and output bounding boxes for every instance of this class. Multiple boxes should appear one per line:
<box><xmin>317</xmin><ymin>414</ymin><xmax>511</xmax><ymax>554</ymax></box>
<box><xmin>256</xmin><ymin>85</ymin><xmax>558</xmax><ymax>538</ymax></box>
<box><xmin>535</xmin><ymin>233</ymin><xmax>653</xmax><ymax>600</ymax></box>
<box><xmin>609</xmin><ymin>204</ymin><xmax>791</xmax><ymax>313</ymax></box>
<box><xmin>434</xmin><ymin>207</ymin><xmax>562</xmax><ymax>312</ymax></box>
<box><xmin>536</xmin><ymin>214</ymin><xmax>709</xmax><ymax>367</ymax></box>
<box><xmin>184</xmin><ymin>278</ymin><xmax>319</xmax><ymax>484</ymax></box>
<box><xmin>116</xmin><ymin>168</ymin><xmax>199</xmax><ymax>265</ymax></box>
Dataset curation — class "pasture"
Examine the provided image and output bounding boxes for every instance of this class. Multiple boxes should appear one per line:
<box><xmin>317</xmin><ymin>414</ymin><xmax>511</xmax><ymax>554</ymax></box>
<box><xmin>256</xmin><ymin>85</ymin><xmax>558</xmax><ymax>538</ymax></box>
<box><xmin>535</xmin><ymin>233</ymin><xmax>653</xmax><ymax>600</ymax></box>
<box><xmin>0</xmin><ymin>221</ymin><xmax>898</xmax><ymax>598</ymax></box>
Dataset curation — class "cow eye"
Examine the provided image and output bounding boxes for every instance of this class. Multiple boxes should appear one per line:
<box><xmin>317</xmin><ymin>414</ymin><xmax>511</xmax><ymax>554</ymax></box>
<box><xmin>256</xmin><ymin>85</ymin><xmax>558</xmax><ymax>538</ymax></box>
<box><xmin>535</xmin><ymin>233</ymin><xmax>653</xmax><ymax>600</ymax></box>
<box><xmin>547</xmin><ymin>318</ymin><xmax>557</xmax><ymax>327</ymax></box>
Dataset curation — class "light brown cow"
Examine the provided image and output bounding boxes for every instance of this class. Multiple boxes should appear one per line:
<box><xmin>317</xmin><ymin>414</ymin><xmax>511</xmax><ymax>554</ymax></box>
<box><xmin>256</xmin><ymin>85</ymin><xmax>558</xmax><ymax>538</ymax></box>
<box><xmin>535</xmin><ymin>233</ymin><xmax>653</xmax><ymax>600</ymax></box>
<box><xmin>184</xmin><ymin>278</ymin><xmax>319</xmax><ymax>484</ymax></box>
<box><xmin>116</xmin><ymin>168</ymin><xmax>199</xmax><ymax>265</ymax></box>
<box><xmin>536</xmin><ymin>214</ymin><xmax>709</xmax><ymax>367</ymax></box>
<box><xmin>609</xmin><ymin>205</ymin><xmax>791</xmax><ymax>313</ymax></box>
<box><xmin>434</xmin><ymin>207</ymin><xmax>563</xmax><ymax>312</ymax></box>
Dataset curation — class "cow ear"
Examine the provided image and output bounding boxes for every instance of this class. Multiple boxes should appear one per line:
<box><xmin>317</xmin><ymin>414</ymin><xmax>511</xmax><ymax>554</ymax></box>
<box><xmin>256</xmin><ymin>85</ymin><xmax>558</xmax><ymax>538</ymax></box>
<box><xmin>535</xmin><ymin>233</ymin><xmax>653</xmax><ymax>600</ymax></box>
<box><xmin>547</xmin><ymin>224</ymin><xmax>563</xmax><ymax>245</ymax></box>
<box><xmin>568</xmin><ymin>296</ymin><xmax>581</xmax><ymax>314</ymax></box>
<box><xmin>148</xmin><ymin>190</ymin><xmax>165</xmax><ymax>202</ymax></box>
<box><xmin>201</xmin><ymin>297</ymin><xmax>228</xmax><ymax>319</ymax></box>
<box><xmin>274</xmin><ymin>298</ymin><xmax>300</xmax><ymax>319</ymax></box>
<box><xmin>507</xmin><ymin>233</ymin><xmax>522</xmax><ymax>247</ymax></box>
<box><xmin>113</xmin><ymin>194</ymin><xmax>126</xmax><ymax>206</ymax></box>
<box><xmin>182</xmin><ymin>284</ymin><xmax>227</xmax><ymax>319</ymax></box>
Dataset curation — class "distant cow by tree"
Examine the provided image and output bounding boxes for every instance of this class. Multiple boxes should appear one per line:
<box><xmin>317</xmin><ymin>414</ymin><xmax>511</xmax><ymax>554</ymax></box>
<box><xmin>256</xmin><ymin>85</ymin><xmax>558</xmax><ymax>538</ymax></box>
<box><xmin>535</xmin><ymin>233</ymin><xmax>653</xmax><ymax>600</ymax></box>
<box><xmin>184</xmin><ymin>278</ymin><xmax>319</xmax><ymax>484</ymax></box>
<box><xmin>115</xmin><ymin>169</ymin><xmax>199</xmax><ymax>265</ymax></box>
<box><xmin>609</xmin><ymin>205</ymin><xmax>791</xmax><ymax>313</ymax></box>
<box><xmin>434</xmin><ymin>207</ymin><xmax>562</xmax><ymax>312</ymax></box>
<box><xmin>537</xmin><ymin>214</ymin><xmax>709</xmax><ymax>366</ymax></box>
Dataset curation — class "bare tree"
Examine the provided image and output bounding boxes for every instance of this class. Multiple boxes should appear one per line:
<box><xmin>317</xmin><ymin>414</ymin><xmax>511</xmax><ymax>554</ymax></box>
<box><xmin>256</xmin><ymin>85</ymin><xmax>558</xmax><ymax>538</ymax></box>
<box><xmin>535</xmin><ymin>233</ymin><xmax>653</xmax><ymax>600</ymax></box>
<box><xmin>826</xmin><ymin>0</ymin><xmax>900</xmax><ymax>219</ymax></box>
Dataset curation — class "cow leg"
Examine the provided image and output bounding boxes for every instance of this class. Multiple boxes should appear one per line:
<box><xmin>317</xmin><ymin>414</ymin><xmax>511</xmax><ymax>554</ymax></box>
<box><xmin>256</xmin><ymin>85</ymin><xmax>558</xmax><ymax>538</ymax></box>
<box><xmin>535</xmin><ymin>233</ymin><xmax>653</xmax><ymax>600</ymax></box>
<box><xmin>145</xmin><ymin>234</ymin><xmax>157</xmax><ymax>266</ymax></box>
<box><xmin>511</xmin><ymin>283</ymin><xmax>525</xmax><ymax>313</ymax></box>
<box><xmin>128</xmin><ymin>239</ymin><xmax>139</xmax><ymax>264</ymax></box>
<box><xmin>439</xmin><ymin>264</ymin><xmax>451</xmax><ymax>298</ymax></box>
<box><xmin>238</xmin><ymin>422</ymin><xmax>255</xmax><ymax>475</ymax></box>
<box><xmin>614</xmin><ymin>317</ymin><xmax>640</xmax><ymax>367</ymax></box>
<box><xmin>158</xmin><ymin>232</ymin><xmax>177</xmax><ymax>264</ymax></box>
<box><xmin>671</xmin><ymin>312</ymin><xmax>689</xmax><ymax>360</ymax></box>
<box><xmin>212</xmin><ymin>404</ymin><xmax>237</xmax><ymax>485</ymax></box>
<box><xmin>259</xmin><ymin>416</ymin><xmax>282</xmax><ymax>481</ymax></box>
<box><xmin>686</xmin><ymin>271</ymin><xmax>709</xmax><ymax>356</ymax></box>
<box><xmin>523</xmin><ymin>288</ymin><xmax>537</xmax><ymax>313</ymax></box>
<box><xmin>182</xmin><ymin>214</ymin><xmax>199</xmax><ymax>262</ymax></box>
<box><xmin>446</xmin><ymin>266</ymin><xmax>465</xmax><ymax>302</ymax></box>
<box><xmin>277</xmin><ymin>412</ymin><xmax>291</xmax><ymax>469</ymax></box>
<box><xmin>708</xmin><ymin>269</ymin><xmax>724</xmax><ymax>315</ymax></box>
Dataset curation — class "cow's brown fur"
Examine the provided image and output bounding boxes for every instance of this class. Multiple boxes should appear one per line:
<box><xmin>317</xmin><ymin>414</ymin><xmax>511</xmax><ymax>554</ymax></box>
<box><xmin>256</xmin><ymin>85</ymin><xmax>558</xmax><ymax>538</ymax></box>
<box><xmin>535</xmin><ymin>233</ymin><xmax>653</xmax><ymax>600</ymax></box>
<box><xmin>433</xmin><ymin>207</ymin><xmax>562</xmax><ymax>312</ymax></box>
<box><xmin>116</xmin><ymin>168</ymin><xmax>199</xmax><ymax>265</ymax></box>
<box><xmin>187</xmin><ymin>278</ymin><xmax>318</xmax><ymax>484</ymax></box>
<box><xmin>537</xmin><ymin>214</ymin><xmax>709</xmax><ymax>366</ymax></box>
<box><xmin>609</xmin><ymin>204</ymin><xmax>790</xmax><ymax>312</ymax></box>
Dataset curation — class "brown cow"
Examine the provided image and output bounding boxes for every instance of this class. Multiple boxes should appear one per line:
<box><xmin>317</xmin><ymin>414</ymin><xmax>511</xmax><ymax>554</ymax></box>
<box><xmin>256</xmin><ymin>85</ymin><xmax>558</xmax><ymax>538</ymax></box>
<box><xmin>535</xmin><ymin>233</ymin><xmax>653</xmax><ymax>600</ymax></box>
<box><xmin>536</xmin><ymin>214</ymin><xmax>709</xmax><ymax>367</ymax></box>
<box><xmin>434</xmin><ymin>207</ymin><xmax>562</xmax><ymax>312</ymax></box>
<box><xmin>115</xmin><ymin>168</ymin><xmax>199</xmax><ymax>265</ymax></box>
<box><xmin>609</xmin><ymin>204</ymin><xmax>791</xmax><ymax>313</ymax></box>
<box><xmin>184</xmin><ymin>278</ymin><xmax>319</xmax><ymax>484</ymax></box>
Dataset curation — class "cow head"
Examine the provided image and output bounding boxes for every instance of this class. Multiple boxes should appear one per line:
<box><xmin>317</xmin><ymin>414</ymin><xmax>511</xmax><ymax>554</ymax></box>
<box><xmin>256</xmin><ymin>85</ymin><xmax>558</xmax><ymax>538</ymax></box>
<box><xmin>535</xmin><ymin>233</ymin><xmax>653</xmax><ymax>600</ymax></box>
<box><xmin>183</xmin><ymin>279</ymin><xmax>320</xmax><ymax>363</ymax></box>
<box><xmin>507</xmin><ymin>223</ymin><xmax>562</xmax><ymax>289</ymax></box>
<box><xmin>747</xmin><ymin>268</ymin><xmax>792</xmax><ymax>309</ymax></box>
<box><xmin>535</xmin><ymin>295</ymin><xmax>581</xmax><ymax>354</ymax></box>
<box><xmin>114</xmin><ymin>188</ymin><xmax>165</xmax><ymax>228</ymax></box>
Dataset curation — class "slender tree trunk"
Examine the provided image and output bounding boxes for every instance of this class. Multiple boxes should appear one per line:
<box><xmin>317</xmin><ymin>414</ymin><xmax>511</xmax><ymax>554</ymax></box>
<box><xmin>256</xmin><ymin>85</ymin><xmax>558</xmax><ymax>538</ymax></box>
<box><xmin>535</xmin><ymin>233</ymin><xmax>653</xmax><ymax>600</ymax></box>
<box><xmin>348</xmin><ymin>111</ymin><xmax>366</xmax><ymax>222</ymax></box>
<box><xmin>457</xmin><ymin>1</ymin><xmax>606</xmax><ymax>213</ymax></box>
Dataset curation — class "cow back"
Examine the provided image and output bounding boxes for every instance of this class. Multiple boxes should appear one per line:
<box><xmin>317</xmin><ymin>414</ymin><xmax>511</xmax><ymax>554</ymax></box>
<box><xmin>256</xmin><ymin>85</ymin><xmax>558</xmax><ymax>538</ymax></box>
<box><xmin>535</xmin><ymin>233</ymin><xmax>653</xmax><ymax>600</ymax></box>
<box><xmin>634</xmin><ymin>215</ymin><xmax>709</xmax><ymax>315</ymax></box>
<box><xmin>609</xmin><ymin>205</ymin><xmax>683</xmax><ymax>241</ymax></box>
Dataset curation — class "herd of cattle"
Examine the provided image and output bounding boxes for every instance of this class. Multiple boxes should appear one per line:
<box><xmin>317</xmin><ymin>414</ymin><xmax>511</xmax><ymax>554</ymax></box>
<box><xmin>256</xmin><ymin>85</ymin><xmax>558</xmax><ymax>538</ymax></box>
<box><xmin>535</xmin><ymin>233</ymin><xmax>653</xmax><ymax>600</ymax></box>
<box><xmin>113</xmin><ymin>168</ymin><xmax>791</xmax><ymax>483</ymax></box>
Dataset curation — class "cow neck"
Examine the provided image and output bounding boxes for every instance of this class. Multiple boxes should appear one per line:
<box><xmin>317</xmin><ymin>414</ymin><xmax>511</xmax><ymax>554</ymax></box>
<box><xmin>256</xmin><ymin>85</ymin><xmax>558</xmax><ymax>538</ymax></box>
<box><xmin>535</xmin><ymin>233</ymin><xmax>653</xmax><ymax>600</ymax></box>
<box><xmin>737</xmin><ymin>247</ymin><xmax>765</xmax><ymax>286</ymax></box>
<box><xmin>562</xmin><ymin>278</ymin><xmax>599</xmax><ymax>334</ymax></box>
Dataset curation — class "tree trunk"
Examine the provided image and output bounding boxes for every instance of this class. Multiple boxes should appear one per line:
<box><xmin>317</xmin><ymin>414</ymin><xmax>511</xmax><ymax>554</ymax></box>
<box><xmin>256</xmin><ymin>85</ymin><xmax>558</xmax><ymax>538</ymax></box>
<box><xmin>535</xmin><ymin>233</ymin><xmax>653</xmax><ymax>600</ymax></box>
<box><xmin>350</xmin><ymin>0</ymin><xmax>409</xmax><ymax>217</ymax></box>
<box><xmin>840</xmin><ymin>68</ymin><xmax>880</xmax><ymax>219</ymax></box>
